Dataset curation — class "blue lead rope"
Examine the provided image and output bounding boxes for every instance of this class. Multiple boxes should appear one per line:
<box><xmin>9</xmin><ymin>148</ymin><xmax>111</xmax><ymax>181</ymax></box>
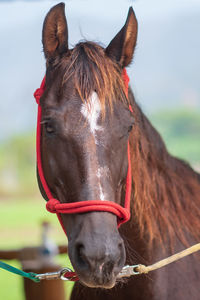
<box><xmin>0</xmin><ymin>261</ymin><xmax>40</xmax><ymax>282</ymax></box>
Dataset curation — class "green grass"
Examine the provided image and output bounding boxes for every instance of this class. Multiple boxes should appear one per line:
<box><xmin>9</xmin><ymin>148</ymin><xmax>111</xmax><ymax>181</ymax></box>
<box><xmin>0</xmin><ymin>198</ymin><xmax>74</xmax><ymax>300</ymax></box>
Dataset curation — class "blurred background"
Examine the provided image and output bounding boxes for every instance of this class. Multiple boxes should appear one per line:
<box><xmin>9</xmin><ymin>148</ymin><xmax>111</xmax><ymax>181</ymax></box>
<box><xmin>0</xmin><ymin>0</ymin><xmax>200</xmax><ymax>299</ymax></box>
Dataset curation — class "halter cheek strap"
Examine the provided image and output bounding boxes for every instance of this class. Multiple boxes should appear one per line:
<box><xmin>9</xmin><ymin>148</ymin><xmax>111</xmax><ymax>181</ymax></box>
<box><xmin>34</xmin><ymin>69</ymin><xmax>132</xmax><ymax>234</ymax></box>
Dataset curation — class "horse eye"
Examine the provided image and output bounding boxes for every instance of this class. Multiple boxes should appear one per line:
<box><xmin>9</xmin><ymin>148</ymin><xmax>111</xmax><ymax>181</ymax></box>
<box><xmin>45</xmin><ymin>122</ymin><xmax>54</xmax><ymax>134</ymax></box>
<box><xmin>128</xmin><ymin>125</ymin><xmax>133</xmax><ymax>133</ymax></box>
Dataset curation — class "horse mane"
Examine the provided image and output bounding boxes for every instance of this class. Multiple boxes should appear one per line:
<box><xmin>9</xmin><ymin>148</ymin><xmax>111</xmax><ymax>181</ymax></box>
<box><xmin>61</xmin><ymin>41</ymin><xmax>200</xmax><ymax>249</ymax></box>
<box><xmin>129</xmin><ymin>93</ymin><xmax>200</xmax><ymax>249</ymax></box>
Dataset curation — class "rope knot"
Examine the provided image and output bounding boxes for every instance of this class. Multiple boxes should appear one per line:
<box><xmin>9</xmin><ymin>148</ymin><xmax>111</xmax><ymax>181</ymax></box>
<box><xmin>34</xmin><ymin>76</ymin><xmax>46</xmax><ymax>104</ymax></box>
<box><xmin>46</xmin><ymin>199</ymin><xmax>60</xmax><ymax>213</ymax></box>
<box><xmin>34</xmin><ymin>88</ymin><xmax>44</xmax><ymax>104</ymax></box>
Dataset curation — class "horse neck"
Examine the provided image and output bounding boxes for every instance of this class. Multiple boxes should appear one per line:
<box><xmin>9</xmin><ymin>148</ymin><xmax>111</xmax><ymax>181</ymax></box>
<box><xmin>123</xmin><ymin>90</ymin><xmax>200</xmax><ymax>258</ymax></box>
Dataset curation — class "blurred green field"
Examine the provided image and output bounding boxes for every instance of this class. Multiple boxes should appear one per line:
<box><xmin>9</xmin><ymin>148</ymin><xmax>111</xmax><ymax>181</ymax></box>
<box><xmin>0</xmin><ymin>199</ymin><xmax>66</xmax><ymax>248</ymax></box>
<box><xmin>0</xmin><ymin>108</ymin><xmax>199</xmax><ymax>299</ymax></box>
<box><xmin>0</xmin><ymin>133</ymin><xmax>37</xmax><ymax>197</ymax></box>
<box><xmin>150</xmin><ymin>109</ymin><xmax>200</xmax><ymax>164</ymax></box>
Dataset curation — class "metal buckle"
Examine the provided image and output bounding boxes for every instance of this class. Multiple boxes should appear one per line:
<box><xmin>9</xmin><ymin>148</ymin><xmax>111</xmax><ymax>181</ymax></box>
<box><xmin>117</xmin><ymin>265</ymin><xmax>140</xmax><ymax>278</ymax></box>
<box><xmin>35</xmin><ymin>268</ymin><xmax>74</xmax><ymax>281</ymax></box>
<box><xmin>60</xmin><ymin>268</ymin><xmax>76</xmax><ymax>281</ymax></box>
<box><xmin>35</xmin><ymin>270</ymin><xmax>62</xmax><ymax>281</ymax></box>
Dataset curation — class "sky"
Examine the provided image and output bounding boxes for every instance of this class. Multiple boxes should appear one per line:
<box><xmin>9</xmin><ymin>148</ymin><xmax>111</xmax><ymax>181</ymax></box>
<box><xmin>0</xmin><ymin>0</ymin><xmax>200</xmax><ymax>139</ymax></box>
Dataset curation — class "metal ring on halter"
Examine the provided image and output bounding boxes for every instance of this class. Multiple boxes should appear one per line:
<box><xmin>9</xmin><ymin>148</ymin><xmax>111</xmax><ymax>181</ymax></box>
<box><xmin>60</xmin><ymin>268</ymin><xmax>77</xmax><ymax>281</ymax></box>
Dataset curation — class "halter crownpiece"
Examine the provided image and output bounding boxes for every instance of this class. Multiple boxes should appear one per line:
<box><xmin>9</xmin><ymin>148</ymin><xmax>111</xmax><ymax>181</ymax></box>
<box><xmin>34</xmin><ymin>68</ymin><xmax>132</xmax><ymax>235</ymax></box>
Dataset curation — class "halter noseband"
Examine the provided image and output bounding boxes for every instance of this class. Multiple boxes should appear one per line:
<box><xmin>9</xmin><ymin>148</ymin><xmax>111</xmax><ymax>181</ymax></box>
<box><xmin>34</xmin><ymin>69</ymin><xmax>132</xmax><ymax>234</ymax></box>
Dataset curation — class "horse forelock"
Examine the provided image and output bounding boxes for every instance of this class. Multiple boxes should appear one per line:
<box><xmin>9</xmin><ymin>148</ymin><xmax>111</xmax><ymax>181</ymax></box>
<box><xmin>60</xmin><ymin>41</ymin><xmax>128</xmax><ymax>115</ymax></box>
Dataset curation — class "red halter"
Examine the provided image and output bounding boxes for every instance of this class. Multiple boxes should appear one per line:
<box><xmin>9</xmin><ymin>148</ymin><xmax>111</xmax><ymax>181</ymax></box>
<box><xmin>34</xmin><ymin>69</ymin><xmax>132</xmax><ymax>234</ymax></box>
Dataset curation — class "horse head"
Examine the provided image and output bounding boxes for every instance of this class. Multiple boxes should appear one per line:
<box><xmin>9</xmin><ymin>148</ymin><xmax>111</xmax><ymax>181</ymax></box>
<box><xmin>38</xmin><ymin>2</ymin><xmax>137</xmax><ymax>289</ymax></box>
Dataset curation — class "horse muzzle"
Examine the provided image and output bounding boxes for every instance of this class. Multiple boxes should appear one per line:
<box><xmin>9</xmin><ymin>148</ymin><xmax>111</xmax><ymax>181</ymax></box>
<box><xmin>66</xmin><ymin>212</ymin><xmax>126</xmax><ymax>289</ymax></box>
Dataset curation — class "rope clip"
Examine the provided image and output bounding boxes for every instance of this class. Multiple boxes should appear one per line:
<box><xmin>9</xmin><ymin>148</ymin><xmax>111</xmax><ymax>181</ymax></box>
<box><xmin>117</xmin><ymin>265</ymin><xmax>140</xmax><ymax>278</ymax></box>
<box><xmin>35</xmin><ymin>268</ymin><xmax>74</xmax><ymax>281</ymax></box>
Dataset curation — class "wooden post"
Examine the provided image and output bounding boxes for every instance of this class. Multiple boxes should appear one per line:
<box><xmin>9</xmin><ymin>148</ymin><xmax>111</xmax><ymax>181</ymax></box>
<box><xmin>23</xmin><ymin>265</ymin><xmax>66</xmax><ymax>300</ymax></box>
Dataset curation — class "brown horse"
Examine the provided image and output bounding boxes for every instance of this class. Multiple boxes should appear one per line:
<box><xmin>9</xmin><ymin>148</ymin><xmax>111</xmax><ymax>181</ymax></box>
<box><xmin>37</xmin><ymin>3</ymin><xmax>200</xmax><ymax>299</ymax></box>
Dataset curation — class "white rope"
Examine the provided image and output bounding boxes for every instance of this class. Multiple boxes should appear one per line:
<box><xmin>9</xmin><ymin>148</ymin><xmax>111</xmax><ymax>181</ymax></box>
<box><xmin>136</xmin><ymin>243</ymin><xmax>200</xmax><ymax>274</ymax></box>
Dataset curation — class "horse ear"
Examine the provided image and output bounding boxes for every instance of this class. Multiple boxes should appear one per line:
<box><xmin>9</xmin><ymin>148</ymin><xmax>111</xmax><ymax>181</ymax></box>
<box><xmin>42</xmin><ymin>2</ymin><xmax>68</xmax><ymax>60</ymax></box>
<box><xmin>105</xmin><ymin>7</ymin><xmax>138</xmax><ymax>68</ymax></box>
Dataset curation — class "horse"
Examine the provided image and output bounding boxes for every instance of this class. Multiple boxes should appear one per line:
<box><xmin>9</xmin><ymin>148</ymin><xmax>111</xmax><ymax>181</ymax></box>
<box><xmin>36</xmin><ymin>3</ymin><xmax>200</xmax><ymax>299</ymax></box>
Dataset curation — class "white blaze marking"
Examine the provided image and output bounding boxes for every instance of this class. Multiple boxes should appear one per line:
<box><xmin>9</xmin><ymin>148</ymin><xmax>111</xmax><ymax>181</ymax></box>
<box><xmin>97</xmin><ymin>167</ymin><xmax>109</xmax><ymax>179</ymax></box>
<box><xmin>81</xmin><ymin>92</ymin><xmax>109</xmax><ymax>201</ymax></box>
<box><xmin>96</xmin><ymin>167</ymin><xmax>110</xmax><ymax>201</ymax></box>
<box><xmin>99</xmin><ymin>185</ymin><xmax>105</xmax><ymax>201</ymax></box>
<box><xmin>81</xmin><ymin>92</ymin><xmax>102</xmax><ymax>145</ymax></box>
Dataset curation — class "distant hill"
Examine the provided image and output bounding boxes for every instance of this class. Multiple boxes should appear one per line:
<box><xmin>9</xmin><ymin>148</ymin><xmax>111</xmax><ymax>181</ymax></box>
<box><xmin>150</xmin><ymin>109</ymin><xmax>200</xmax><ymax>165</ymax></box>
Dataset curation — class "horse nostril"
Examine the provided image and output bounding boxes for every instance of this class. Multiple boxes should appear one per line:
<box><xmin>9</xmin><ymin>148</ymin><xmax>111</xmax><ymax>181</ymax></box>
<box><xmin>102</xmin><ymin>260</ymin><xmax>114</xmax><ymax>275</ymax></box>
<box><xmin>75</xmin><ymin>243</ymin><xmax>89</xmax><ymax>269</ymax></box>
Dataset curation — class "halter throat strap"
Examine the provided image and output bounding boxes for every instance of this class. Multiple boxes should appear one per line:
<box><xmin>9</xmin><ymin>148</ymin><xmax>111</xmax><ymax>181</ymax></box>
<box><xmin>34</xmin><ymin>69</ymin><xmax>132</xmax><ymax>233</ymax></box>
